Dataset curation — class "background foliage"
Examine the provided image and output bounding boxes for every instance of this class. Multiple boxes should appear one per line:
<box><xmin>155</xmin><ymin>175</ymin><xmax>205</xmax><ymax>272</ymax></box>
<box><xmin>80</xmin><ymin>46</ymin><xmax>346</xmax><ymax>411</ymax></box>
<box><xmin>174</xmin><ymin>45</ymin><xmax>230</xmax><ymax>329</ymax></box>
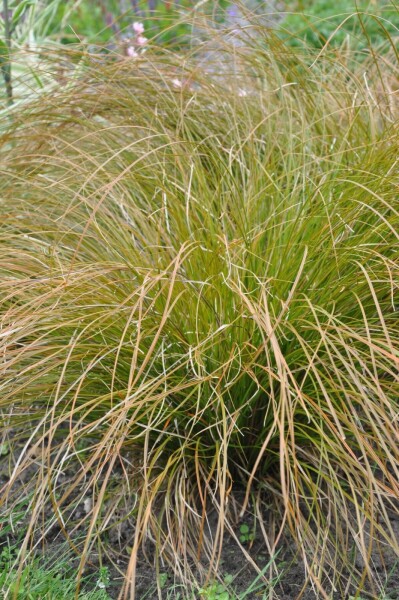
<box><xmin>281</xmin><ymin>0</ymin><xmax>399</xmax><ymax>50</ymax></box>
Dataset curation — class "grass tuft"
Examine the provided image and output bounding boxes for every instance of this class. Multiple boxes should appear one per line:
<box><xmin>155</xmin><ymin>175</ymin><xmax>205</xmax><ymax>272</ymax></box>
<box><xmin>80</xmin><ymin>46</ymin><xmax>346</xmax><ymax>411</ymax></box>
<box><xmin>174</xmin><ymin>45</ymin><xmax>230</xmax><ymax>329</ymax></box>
<box><xmin>0</xmin><ymin>18</ymin><xmax>399</xmax><ymax>599</ymax></box>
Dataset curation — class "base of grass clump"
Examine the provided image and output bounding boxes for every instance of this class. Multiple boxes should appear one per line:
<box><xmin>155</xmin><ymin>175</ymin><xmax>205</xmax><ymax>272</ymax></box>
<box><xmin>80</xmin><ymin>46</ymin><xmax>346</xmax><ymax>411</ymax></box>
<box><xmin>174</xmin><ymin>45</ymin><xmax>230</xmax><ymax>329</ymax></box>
<box><xmin>0</xmin><ymin>16</ymin><xmax>399</xmax><ymax>600</ymax></box>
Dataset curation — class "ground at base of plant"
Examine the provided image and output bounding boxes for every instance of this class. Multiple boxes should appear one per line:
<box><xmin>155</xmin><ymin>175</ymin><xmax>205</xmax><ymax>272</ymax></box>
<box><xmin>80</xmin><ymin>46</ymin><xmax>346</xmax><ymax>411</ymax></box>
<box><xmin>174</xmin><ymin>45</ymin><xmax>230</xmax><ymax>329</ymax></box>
<box><xmin>2</xmin><ymin>459</ymin><xmax>399</xmax><ymax>600</ymax></box>
<box><xmin>3</xmin><ymin>529</ymin><xmax>399</xmax><ymax>599</ymax></box>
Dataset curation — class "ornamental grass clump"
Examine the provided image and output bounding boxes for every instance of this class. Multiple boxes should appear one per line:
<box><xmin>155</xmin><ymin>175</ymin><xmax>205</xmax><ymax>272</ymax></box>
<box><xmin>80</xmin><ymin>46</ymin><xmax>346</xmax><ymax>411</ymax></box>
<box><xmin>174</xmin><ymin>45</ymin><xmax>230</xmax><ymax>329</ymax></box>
<box><xmin>0</xmin><ymin>25</ymin><xmax>398</xmax><ymax>599</ymax></box>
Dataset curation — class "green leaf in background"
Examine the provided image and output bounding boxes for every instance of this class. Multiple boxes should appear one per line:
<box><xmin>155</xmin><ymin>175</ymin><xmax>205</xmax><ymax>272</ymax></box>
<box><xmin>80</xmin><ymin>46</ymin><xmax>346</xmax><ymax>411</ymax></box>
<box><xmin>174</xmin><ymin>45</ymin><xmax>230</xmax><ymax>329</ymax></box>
<box><xmin>280</xmin><ymin>0</ymin><xmax>399</xmax><ymax>50</ymax></box>
<box><xmin>0</xmin><ymin>441</ymin><xmax>9</xmax><ymax>455</ymax></box>
<box><xmin>11</xmin><ymin>0</ymin><xmax>36</xmax><ymax>29</ymax></box>
<box><xmin>0</xmin><ymin>38</ymin><xmax>10</xmax><ymax>84</ymax></box>
<box><xmin>0</xmin><ymin>38</ymin><xmax>9</xmax><ymax>63</ymax></box>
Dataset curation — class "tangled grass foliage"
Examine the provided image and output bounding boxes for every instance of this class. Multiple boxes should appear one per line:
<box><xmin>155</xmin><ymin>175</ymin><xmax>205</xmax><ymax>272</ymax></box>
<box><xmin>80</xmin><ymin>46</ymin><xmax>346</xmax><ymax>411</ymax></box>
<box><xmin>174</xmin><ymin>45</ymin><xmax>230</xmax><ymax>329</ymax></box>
<box><xmin>0</xmin><ymin>24</ymin><xmax>399</xmax><ymax>599</ymax></box>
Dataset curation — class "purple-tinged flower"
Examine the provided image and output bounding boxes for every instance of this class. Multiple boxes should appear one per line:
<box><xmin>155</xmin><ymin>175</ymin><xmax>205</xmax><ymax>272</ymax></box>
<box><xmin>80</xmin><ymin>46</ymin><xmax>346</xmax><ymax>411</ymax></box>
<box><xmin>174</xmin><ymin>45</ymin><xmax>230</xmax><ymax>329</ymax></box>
<box><xmin>133</xmin><ymin>22</ymin><xmax>145</xmax><ymax>35</ymax></box>
<box><xmin>227</xmin><ymin>5</ymin><xmax>238</xmax><ymax>18</ymax></box>
<box><xmin>136</xmin><ymin>35</ymin><xmax>148</xmax><ymax>46</ymax></box>
<box><xmin>127</xmin><ymin>46</ymin><xmax>138</xmax><ymax>58</ymax></box>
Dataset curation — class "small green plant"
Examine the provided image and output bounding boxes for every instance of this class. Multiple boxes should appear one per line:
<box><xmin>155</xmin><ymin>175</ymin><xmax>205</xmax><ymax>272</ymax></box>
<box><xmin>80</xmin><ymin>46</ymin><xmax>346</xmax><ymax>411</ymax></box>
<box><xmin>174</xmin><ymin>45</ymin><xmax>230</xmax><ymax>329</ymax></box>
<box><xmin>199</xmin><ymin>577</ymin><xmax>232</xmax><ymax>600</ymax></box>
<box><xmin>0</xmin><ymin>544</ymin><xmax>112</xmax><ymax>599</ymax></box>
<box><xmin>96</xmin><ymin>566</ymin><xmax>110</xmax><ymax>590</ymax></box>
<box><xmin>158</xmin><ymin>572</ymin><xmax>168</xmax><ymax>589</ymax></box>
<box><xmin>238</xmin><ymin>523</ymin><xmax>255</xmax><ymax>544</ymax></box>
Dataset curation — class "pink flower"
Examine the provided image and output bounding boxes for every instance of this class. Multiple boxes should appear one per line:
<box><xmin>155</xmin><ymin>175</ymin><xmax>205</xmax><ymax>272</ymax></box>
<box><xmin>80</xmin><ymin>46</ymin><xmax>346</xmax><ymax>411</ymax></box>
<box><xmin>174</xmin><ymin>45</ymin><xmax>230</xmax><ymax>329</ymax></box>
<box><xmin>172</xmin><ymin>78</ymin><xmax>182</xmax><ymax>88</ymax></box>
<box><xmin>133</xmin><ymin>22</ymin><xmax>144</xmax><ymax>35</ymax></box>
<box><xmin>136</xmin><ymin>35</ymin><xmax>148</xmax><ymax>46</ymax></box>
<box><xmin>127</xmin><ymin>46</ymin><xmax>138</xmax><ymax>58</ymax></box>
